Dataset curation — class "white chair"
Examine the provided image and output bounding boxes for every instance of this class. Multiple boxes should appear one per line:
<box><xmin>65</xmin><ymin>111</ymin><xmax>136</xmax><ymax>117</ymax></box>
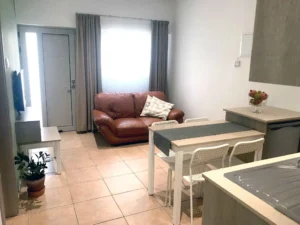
<box><xmin>230</xmin><ymin>138</ymin><xmax>265</xmax><ymax>164</ymax></box>
<box><xmin>208</xmin><ymin>138</ymin><xmax>265</xmax><ymax>169</ymax></box>
<box><xmin>151</xmin><ymin>120</ymin><xmax>178</xmax><ymax>206</ymax></box>
<box><xmin>184</xmin><ymin>117</ymin><xmax>209</xmax><ymax>123</ymax></box>
<box><xmin>152</xmin><ymin>120</ymin><xmax>179</xmax><ymax>127</ymax></box>
<box><xmin>183</xmin><ymin>144</ymin><xmax>230</xmax><ymax>225</ymax></box>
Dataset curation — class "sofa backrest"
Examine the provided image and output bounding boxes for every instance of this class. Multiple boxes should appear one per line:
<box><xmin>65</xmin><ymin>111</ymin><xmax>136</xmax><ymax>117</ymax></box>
<box><xmin>133</xmin><ymin>91</ymin><xmax>167</xmax><ymax>116</ymax></box>
<box><xmin>94</xmin><ymin>91</ymin><xmax>167</xmax><ymax>119</ymax></box>
<box><xmin>94</xmin><ymin>93</ymin><xmax>135</xmax><ymax>119</ymax></box>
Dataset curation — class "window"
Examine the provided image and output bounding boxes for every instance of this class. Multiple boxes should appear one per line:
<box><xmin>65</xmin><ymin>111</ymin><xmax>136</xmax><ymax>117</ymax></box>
<box><xmin>101</xmin><ymin>17</ymin><xmax>151</xmax><ymax>92</ymax></box>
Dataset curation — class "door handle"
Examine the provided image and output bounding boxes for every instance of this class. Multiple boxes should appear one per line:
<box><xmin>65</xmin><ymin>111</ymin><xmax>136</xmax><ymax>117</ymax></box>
<box><xmin>71</xmin><ymin>80</ymin><xmax>75</xmax><ymax>89</ymax></box>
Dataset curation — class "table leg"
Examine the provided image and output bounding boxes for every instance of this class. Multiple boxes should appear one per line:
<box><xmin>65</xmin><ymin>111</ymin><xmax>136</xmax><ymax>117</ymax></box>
<box><xmin>54</xmin><ymin>141</ymin><xmax>62</xmax><ymax>174</ymax></box>
<box><xmin>173</xmin><ymin>150</ymin><xmax>183</xmax><ymax>225</ymax></box>
<box><xmin>148</xmin><ymin>130</ymin><xmax>155</xmax><ymax>195</ymax></box>
<box><xmin>257</xmin><ymin>148</ymin><xmax>263</xmax><ymax>161</ymax></box>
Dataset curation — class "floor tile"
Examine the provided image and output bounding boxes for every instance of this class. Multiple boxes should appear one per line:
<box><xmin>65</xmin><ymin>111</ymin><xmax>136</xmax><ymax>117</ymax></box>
<box><xmin>137</xmin><ymin>144</ymin><xmax>148</xmax><ymax>152</ymax></box>
<box><xmin>69</xmin><ymin>180</ymin><xmax>111</xmax><ymax>203</ymax></box>
<box><xmin>93</xmin><ymin>133</ymin><xmax>114</xmax><ymax>150</ymax></box>
<box><xmin>90</xmin><ymin>150</ymin><xmax>122</xmax><ymax>165</ymax></box>
<box><xmin>60</xmin><ymin>147</ymin><xmax>90</xmax><ymax>160</ymax></box>
<box><xmin>79</xmin><ymin>133</ymin><xmax>97</xmax><ymax>147</ymax></box>
<box><xmin>135</xmin><ymin>168</ymin><xmax>168</xmax><ymax>189</ymax></box>
<box><xmin>28</xmin><ymin>205</ymin><xmax>78</xmax><ymax>225</ymax></box>
<box><xmin>114</xmin><ymin>147</ymin><xmax>147</xmax><ymax>161</ymax></box>
<box><xmin>19</xmin><ymin>187</ymin><xmax>72</xmax><ymax>213</ymax></box>
<box><xmin>125</xmin><ymin>158</ymin><xmax>160</xmax><ymax>173</ymax></box>
<box><xmin>141</xmin><ymin>146</ymin><xmax>161</xmax><ymax>154</ymax></box>
<box><xmin>104</xmin><ymin>174</ymin><xmax>144</xmax><ymax>194</ymax></box>
<box><xmin>16</xmin><ymin>134</ymin><xmax>201</xmax><ymax>225</ymax></box>
<box><xmin>125</xmin><ymin>208</ymin><xmax>172</xmax><ymax>225</ymax></box>
<box><xmin>74</xmin><ymin>196</ymin><xmax>123</xmax><ymax>225</ymax></box>
<box><xmin>152</xmin><ymin>183</ymin><xmax>195</xmax><ymax>206</ymax></box>
<box><xmin>62</xmin><ymin>157</ymin><xmax>94</xmax><ymax>171</ymax></box>
<box><xmin>61</xmin><ymin>139</ymin><xmax>83</xmax><ymax>150</ymax></box>
<box><xmin>45</xmin><ymin>173</ymin><xmax>68</xmax><ymax>189</ymax></box>
<box><xmin>60</xmin><ymin>131</ymin><xmax>80</xmax><ymax>141</ymax></box>
<box><xmin>6</xmin><ymin>214</ymin><xmax>28</xmax><ymax>225</ymax></box>
<box><xmin>152</xmin><ymin>184</ymin><xmax>168</xmax><ymax>206</ymax></box>
<box><xmin>65</xmin><ymin>167</ymin><xmax>102</xmax><ymax>184</ymax></box>
<box><xmin>163</xmin><ymin>199</ymin><xmax>203</xmax><ymax>225</ymax></box>
<box><xmin>155</xmin><ymin>156</ymin><xmax>169</xmax><ymax>169</ymax></box>
<box><xmin>113</xmin><ymin>189</ymin><xmax>161</xmax><ymax>216</ymax></box>
<box><xmin>97</xmin><ymin>162</ymin><xmax>132</xmax><ymax>178</ymax></box>
<box><xmin>99</xmin><ymin>218</ymin><xmax>128</xmax><ymax>225</ymax></box>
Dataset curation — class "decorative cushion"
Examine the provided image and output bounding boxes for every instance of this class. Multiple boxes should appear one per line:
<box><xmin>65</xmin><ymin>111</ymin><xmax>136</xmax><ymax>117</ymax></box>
<box><xmin>140</xmin><ymin>95</ymin><xmax>153</xmax><ymax>117</ymax></box>
<box><xmin>140</xmin><ymin>96</ymin><xmax>174</xmax><ymax>120</ymax></box>
<box><xmin>133</xmin><ymin>91</ymin><xmax>167</xmax><ymax>116</ymax></box>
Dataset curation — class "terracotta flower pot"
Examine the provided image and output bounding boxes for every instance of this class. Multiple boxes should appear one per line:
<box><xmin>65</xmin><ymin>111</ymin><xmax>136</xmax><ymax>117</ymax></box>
<box><xmin>26</xmin><ymin>176</ymin><xmax>45</xmax><ymax>198</ymax></box>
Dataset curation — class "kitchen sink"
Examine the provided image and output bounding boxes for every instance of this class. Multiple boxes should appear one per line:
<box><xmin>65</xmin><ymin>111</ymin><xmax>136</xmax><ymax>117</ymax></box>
<box><xmin>225</xmin><ymin>157</ymin><xmax>300</xmax><ymax>224</ymax></box>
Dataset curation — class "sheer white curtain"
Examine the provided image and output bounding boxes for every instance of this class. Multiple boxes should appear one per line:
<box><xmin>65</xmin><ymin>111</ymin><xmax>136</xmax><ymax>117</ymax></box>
<box><xmin>100</xmin><ymin>17</ymin><xmax>151</xmax><ymax>93</ymax></box>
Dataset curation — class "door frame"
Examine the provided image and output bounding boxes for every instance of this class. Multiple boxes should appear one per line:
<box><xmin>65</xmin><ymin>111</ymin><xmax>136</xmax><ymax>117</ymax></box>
<box><xmin>18</xmin><ymin>25</ymin><xmax>76</xmax><ymax>131</ymax></box>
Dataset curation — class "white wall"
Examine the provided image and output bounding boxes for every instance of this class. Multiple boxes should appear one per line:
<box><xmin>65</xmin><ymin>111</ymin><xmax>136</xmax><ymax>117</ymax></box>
<box><xmin>171</xmin><ymin>0</ymin><xmax>300</xmax><ymax>119</ymax></box>
<box><xmin>0</xmin><ymin>0</ymin><xmax>20</xmax><ymax>217</ymax></box>
<box><xmin>15</xmin><ymin>0</ymin><xmax>176</xmax><ymax>27</ymax></box>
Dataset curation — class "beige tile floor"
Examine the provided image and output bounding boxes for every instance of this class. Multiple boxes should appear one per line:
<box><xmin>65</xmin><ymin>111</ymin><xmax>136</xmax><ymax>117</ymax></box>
<box><xmin>6</xmin><ymin>132</ymin><xmax>203</xmax><ymax>225</ymax></box>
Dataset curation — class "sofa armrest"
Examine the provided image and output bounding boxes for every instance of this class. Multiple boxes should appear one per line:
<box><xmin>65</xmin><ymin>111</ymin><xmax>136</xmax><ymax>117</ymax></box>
<box><xmin>168</xmin><ymin>108</ymin><xmax>185</xmax><ymax>122</ymax></box>
<box><xmin>93</xmin><ymin>110</ymin><xmax>116</xmax><ymax>133</ymax></box>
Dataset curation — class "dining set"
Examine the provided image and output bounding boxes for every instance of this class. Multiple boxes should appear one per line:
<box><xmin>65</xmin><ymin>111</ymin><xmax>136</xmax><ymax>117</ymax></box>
<box><xmin>147</xmin><ymin>118</ymin><xmax>265</xmax><ymax>225</ymax></box>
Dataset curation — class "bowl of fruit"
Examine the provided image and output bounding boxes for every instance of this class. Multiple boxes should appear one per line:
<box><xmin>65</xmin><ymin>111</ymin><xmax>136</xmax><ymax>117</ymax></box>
<box><xmin>248</xmin><ymin>90</ymin><xmax>268</xmax><ymax>113</ymax></box>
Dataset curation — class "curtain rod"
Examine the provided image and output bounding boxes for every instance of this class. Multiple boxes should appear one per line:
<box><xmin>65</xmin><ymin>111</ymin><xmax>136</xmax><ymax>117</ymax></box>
<box><xmin>76</xmin><ymin>12</ymin><xmax>169</xmax><ymax>22</ymax></box>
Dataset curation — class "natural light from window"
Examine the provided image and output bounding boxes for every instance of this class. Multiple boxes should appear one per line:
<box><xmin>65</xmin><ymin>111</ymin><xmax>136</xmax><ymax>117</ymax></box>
<box><xmin>101</xmin><ymin>17</ymin><xmax>151</xmax><ymax>92</ymax></box>
<box><xmin>25</xmin><ymin>32</ymin><xmax>43</xmax><ymax>126</ymax></box>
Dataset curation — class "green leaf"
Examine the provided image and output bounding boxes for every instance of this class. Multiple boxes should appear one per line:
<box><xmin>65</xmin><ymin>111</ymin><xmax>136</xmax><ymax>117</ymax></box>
<box><xmin>23</xmin><ymin>155</ymin><xmax>29</xmax><ymax>162</ymax></box>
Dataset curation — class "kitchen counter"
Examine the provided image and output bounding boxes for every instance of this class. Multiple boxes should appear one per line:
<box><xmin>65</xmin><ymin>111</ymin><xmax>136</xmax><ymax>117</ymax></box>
<box><xmin>202</xmin><ymin>153</ymin><xmax>300</xmax><ymax>225</ymax></box>
<box><xmin>224</xmin><ymin>106</ymin><xmax>300</xmax><ymax>159</ymax></box>
<box><xmin>224</xmin><ymin>106</ymin><xmax>300</xmax><ymax>124</ymax></box>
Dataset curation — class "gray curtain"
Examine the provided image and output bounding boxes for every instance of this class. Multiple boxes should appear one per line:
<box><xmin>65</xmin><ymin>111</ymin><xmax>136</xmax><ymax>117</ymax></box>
<box><xmin>76</xmin><ymin>13</ymin><xmax>101</xmax><ymax>132</ymax></box>
<box><xmin>149</xmin><ymin>20</ymin><xmax>169</xmax><ymax>92</ymax></box>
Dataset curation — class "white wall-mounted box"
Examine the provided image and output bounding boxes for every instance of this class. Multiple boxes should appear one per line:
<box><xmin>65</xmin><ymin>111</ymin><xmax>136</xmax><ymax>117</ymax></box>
<box><xmin>240</xmin><ymin>33</ymin><xmax>253</xmax><ymax>57</ymax></box>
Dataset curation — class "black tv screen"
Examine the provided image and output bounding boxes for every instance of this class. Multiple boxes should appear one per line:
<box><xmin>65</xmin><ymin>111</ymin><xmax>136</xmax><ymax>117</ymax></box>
<box><xmin>12</xmin><ymin>70</ymin><xmax>25</xmax><ymax>113</ymax></box>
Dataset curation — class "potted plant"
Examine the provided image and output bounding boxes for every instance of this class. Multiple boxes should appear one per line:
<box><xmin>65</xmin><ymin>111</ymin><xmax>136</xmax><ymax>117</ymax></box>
<box><xmin>14</xmin><ymin>151</ymin><xmax>50</xmax><ymax>197</ymax></box>
<box><xmin>248</xmin><ymin>90</ymin><xmax>268</xmax><ymax>113</ymax></box>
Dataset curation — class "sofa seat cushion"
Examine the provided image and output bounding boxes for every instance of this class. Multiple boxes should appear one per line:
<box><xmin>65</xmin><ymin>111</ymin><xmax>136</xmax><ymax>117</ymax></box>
<box><xmin>137</xmin><ymin>117</ymin><xmax>162</xmax><ymax>127</ymax></box>
<box><xmin>114</xmin><ymin>118</ymin><xmax>148</xmax><ymax>138</ymax></box>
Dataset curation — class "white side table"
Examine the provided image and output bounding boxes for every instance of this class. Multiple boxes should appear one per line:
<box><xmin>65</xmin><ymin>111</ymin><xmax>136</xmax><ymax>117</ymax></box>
<box><xmin>19</xmin><ymin>127</ymin><xmax>62</xmax><ymax>174</ymax></box>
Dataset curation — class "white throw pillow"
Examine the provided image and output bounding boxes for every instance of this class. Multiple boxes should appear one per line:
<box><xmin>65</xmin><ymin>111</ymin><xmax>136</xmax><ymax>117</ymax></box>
<box><xmin>140</xmin><ymin>96</ymin><xmax>174</xmax><ymax>120</ymax></box>
<box><xmin>140</xmin><ymin>95</ymin><xmax>153</xmax><ymax>117</ymax></box>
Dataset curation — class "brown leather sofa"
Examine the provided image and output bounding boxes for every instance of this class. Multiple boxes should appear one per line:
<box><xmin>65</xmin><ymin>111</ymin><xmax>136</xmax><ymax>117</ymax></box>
<box><xmin>93</xmin><ymin>91</ymin><xmax>184</xmax><ymax>145</ymax></box>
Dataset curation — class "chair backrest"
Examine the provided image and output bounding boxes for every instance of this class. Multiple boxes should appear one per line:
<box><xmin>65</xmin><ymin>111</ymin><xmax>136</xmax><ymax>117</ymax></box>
<box><xmin>152</xmin><ymin>120</ymin><xmax>178</xmax><ymax>127</ymax></box>
<box><xmin>190</xmin><ymin>144</ymin><xmax>230</xmax><ymax>169</ymax></box>
<box><xmin>185</xmin><ymin>117</ymin><xmax>209</xmax><ymax>123</ymax></box>
<box><xmin>229</xmin><ymin>138</ymin><xmax>265</xmax><ymax>166</ymax></box>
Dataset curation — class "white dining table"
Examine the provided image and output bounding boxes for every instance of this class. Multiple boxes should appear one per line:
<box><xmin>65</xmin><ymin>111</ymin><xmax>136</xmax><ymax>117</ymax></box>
<box><xmin>148</xmin><ymin>120</ymin><xmax>265</xmax><ymax>225</ymax></box>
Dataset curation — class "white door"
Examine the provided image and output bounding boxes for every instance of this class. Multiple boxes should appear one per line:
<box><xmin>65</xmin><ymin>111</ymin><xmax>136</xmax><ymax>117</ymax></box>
<box><xmin>18</xmin><ymin>26</ymin><xmax>76</xmax><ymax>131</ymax></box>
